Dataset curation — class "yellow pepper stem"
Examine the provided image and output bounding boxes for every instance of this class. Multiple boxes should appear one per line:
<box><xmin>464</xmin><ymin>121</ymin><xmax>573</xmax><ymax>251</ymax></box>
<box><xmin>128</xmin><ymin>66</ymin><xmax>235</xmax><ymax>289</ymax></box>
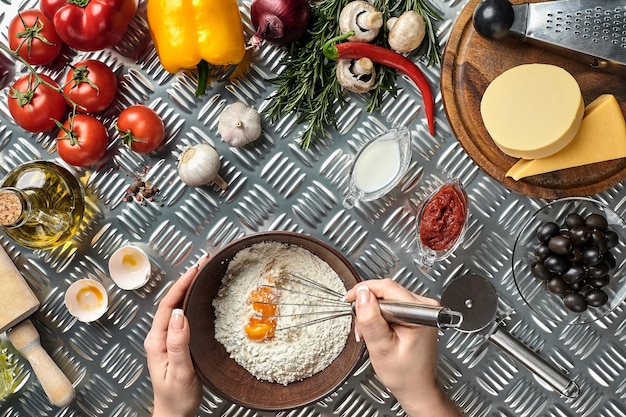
<box><xmin>196</xmin><ymin>60</ymin><xmax>209</xmax><ymax>97</ymax></box>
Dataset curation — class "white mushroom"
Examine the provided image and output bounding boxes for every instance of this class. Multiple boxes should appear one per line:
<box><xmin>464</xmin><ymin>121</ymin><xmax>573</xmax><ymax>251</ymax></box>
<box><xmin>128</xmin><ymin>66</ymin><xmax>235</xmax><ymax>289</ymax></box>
<box><xmin>336</xmin><ymin>58</ymin><xmax>376</xmax><ymax>93</ymax></box>
<box><xmin>387</xmin><ymin>11</ymin><xmax>426</xmax><ymax>53</ymax></box>
<box><xmin>339</xmin><ymin>1</ymin><xmax>383</xmax><ymax>43</ymax></box>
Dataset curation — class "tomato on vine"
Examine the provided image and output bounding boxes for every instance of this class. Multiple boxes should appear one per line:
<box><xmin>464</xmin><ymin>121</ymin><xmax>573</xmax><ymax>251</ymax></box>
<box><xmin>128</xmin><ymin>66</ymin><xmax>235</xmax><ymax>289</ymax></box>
<box><xmin>56</xmin><ymin>114</ymin><xmax>109</xmax><ymax>166</ymax></box>
<box><xmin>7</xmin><ymin>73</ymin><xmax>67</xmax><ymax>132</ymax></box>
<box><xmin>8</xmin><ymin>9</ymin><xmax>63</xmax><ymax>65</ymax></box>
<box><xmin>63</xmin><ymin>59</ymin><xmax>117</xmax><ymax>113</ymax></box>
<box><xmin>117</xmin><ymin>105</ymin><xmax>165</xmax><ymax>153</ymax></box>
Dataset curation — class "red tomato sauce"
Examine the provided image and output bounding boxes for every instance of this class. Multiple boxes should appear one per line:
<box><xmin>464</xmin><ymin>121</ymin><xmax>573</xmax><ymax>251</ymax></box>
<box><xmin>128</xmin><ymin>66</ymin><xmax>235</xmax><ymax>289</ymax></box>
<box><xmin>419</xmin><ymin>183</ymin><xmax>467</xmax><ymax>252</ymax></box>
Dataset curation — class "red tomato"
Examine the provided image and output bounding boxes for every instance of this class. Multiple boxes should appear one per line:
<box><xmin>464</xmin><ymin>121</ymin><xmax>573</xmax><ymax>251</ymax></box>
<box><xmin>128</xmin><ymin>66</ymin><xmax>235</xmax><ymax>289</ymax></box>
<box><xmin>63</xmin><ymin>59</ymin><xmax>117</xmax><ymax>113</ymax></box>
<box><xmin>117</xmin><ymin>105</ymin><xmax>165</xmax><ymax>153</ymax></box>
<box><xmin>7</xmin><ymin>73</ymin><xmax>66</xmax><ymax>132</ymax></box>
<box><xmin>40</xmin><ymin>0</ymin><xmax>137</xmax><ymax>52</ymax></box>
<box><xmin>56</xmin><ymin>114</ymin><xmax>109</xmax><ymax>166</ymax></box>
<box><xmin>8</xmin><ymin>9</ymin><xmax>63</xmax><ymax>65</ymax></box>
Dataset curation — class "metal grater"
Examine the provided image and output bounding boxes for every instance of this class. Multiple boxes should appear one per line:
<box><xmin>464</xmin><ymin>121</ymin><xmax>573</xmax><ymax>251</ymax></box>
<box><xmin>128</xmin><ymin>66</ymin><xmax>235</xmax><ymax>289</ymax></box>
<box><xmin>474</xmin><ymin>0</ymin><xmax>626</xmax><ymax>76</ymax></box>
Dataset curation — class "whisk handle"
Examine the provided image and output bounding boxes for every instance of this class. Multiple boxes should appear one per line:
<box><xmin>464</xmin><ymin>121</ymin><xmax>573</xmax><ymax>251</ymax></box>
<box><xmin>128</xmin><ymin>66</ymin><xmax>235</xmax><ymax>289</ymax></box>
<box><xmin>372</xmin><ymin>301</ymin><xmax>463</xmax><ymax>329</ymax></box>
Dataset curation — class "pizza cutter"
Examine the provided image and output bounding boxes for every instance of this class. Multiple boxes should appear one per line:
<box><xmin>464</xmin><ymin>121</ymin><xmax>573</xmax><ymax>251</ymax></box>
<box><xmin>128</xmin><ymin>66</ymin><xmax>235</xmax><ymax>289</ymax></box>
<box><xmin>472</xmin><ymin>0</ymin><xmax>626</xmax><ymax>77</ymax></box>
<box><xmin>440</xmin><ymin>274</ymin><xmax>580</xmax><ymax>398</ymax></box>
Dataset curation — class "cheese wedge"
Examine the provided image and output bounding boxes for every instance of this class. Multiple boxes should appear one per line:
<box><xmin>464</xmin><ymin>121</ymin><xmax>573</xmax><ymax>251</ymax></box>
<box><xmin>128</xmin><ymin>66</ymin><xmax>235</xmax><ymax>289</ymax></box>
<box><xmin>507</xmin><ymin>94</ymin><xmax>626</xmax><ymax>180</ymax></box>
<box><xmin>481</xmin><ymin>64</ymin><xmax>584</xmax><ymax>159</ymax></box>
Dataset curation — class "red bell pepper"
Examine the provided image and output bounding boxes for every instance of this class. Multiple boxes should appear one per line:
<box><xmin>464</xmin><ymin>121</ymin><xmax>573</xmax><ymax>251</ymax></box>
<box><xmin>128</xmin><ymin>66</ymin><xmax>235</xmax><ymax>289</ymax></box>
<box><xmin>40</xmin><ymin>0</ymin><xmax>137</xmax><ymax>52</ymax></box>
<box><xmin>323</xmin><ymin>32</ymin><xmax>436</xmax><ymax>136</ymax></box>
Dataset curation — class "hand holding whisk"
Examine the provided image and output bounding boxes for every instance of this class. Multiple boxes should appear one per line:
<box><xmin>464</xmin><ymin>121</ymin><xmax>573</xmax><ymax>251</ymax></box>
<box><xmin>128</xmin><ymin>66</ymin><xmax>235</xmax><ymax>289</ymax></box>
<box><xmin>256</xmin><ymin>270</ymin><xmax>463</xmax><ymax>331</ymax></box>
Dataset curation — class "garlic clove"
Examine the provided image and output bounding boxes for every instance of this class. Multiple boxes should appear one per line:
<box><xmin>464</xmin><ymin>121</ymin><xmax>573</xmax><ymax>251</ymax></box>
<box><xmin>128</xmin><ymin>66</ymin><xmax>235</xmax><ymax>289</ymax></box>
<box><xmin>178</xmin><ymin>143</ymin><xmax>228</xmax><ymax>190</ymax></box>
<box><xmin>218</xmin><ymin>102</ymin><xmax>262</xmax><ymax>147</ymax></box>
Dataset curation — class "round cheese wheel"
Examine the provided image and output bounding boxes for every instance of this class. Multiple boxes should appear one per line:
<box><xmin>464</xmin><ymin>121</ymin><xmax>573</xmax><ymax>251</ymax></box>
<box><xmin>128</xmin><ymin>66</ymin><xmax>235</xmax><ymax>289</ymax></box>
<box><xmin>480</xmin><ymin>64</ymin><xmax>584</xmax><ymax>159</ymax></box>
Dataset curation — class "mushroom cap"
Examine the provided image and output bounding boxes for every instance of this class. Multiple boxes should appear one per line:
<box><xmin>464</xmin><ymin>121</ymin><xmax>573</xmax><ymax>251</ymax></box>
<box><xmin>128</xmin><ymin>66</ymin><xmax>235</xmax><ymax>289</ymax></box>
<box><xmin>388</xmin><ymin>11</ymin><xmax>426</xmax><ymax>53</ymax></box>
<box><xmin>336</xmin><ymin>58</ymin><xmax>376</xmax><ymax>94</ymax></box>
<box><xmin>339</xmin><ymin>0</ymin><xmax>383</xmax><ymax>43</ymax></box>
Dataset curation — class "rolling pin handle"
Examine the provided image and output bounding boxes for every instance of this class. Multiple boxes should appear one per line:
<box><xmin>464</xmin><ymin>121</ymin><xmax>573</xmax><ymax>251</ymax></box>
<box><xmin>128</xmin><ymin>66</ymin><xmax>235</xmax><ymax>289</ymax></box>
<box><xmin>7</xmin><ymin>320</ymin><xmax>75</xmax><ymax>407</ymax></box>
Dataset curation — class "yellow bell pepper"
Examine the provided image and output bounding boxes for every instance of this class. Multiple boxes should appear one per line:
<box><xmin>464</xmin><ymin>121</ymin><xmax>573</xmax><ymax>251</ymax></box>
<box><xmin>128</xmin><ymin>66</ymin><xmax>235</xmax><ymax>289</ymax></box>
<box><xmin>147</xmin><ymin>0</ymin><xmax>246</xmax><ymax>96</ymax></box>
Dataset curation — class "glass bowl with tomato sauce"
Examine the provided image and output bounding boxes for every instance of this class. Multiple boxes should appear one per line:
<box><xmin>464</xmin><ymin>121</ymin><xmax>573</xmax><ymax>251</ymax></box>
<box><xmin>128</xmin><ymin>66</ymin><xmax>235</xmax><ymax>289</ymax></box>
<box><xmin>415</xmin><ymin>179</ymin><xmax>469</xmax><ymax>270</ymax></box>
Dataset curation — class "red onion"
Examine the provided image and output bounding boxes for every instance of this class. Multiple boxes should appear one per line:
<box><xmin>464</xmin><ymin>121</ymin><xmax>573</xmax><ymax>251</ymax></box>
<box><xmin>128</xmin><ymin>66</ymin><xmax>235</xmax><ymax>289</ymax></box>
<box><xmin>249</xmin><ymin>0</ymin><xmax>311</xmax><ymax>48</ymax></box>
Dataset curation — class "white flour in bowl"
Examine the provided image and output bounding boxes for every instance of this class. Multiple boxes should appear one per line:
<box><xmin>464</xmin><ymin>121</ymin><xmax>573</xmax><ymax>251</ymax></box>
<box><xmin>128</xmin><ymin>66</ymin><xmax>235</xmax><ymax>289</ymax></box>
<box><xmin>213</xmin><ymin>241</ymin><xmax>352</xmax><ymax>385</ymax></box>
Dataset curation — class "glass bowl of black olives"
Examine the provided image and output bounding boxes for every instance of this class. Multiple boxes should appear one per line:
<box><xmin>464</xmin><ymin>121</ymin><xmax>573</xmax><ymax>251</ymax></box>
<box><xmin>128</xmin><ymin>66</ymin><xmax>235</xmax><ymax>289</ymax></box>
<box><xmin>512</xmin><ymin>197</ymin><xmax>626</xmax><ymax>325</ymax></box>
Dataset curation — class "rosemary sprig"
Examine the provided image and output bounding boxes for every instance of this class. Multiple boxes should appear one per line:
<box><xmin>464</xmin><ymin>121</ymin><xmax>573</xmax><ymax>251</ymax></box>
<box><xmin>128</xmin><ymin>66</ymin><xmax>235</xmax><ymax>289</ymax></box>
<box><xmin>263</xmin><ymin>0</ymin><xmax>442</xmax><ymax>149</ymax></box>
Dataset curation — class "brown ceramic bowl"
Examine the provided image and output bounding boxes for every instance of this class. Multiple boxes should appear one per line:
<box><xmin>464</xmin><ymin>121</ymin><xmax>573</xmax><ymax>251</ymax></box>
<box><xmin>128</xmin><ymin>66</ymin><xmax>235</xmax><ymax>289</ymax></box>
<box><xmin>183</xmin><ymin>231</ymin><xmax>365</xmax><ymax>411</ymax></box>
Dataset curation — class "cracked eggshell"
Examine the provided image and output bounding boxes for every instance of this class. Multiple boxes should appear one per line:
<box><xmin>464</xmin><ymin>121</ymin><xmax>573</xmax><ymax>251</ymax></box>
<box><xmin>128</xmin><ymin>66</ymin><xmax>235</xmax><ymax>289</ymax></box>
<box><xmin>109</xmin><ymin>245</ymin><xmax>152</xmax><ymax>290</ymax></box>
<box><xmin>65</xmin><ymin>279</ymin><xmax>108</xmax><ymax>323</ymax></box>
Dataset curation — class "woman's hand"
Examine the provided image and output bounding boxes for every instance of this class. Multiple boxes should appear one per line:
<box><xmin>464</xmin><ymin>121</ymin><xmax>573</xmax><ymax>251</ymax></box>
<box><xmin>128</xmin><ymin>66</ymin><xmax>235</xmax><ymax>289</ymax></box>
<box><xmin>144</xmin><ymin>256</ymin><xmax>210</xmax><ymax>417</ymax></box>
<box><xmin>344</xmin><ymin>278</ymin><xmax>462</xmax><ymax>417</ymax></box>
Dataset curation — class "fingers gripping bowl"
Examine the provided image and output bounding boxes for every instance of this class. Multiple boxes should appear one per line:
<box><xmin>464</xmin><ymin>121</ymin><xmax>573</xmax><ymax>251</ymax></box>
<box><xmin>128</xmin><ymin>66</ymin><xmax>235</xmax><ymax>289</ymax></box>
<box><xmin>183</xmin><ymin>232</ymin><xmax>365</xmax><ymax>411</ymax></box>
<box><xmin>512</xmin><ymin>198</ymin><xmax>626</xmax><ymax>325</ymax></box>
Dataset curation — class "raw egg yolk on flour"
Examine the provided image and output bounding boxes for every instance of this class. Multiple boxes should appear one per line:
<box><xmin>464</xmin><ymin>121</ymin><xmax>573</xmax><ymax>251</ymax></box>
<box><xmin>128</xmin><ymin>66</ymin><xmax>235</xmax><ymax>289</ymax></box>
<box><xmin>245</xmin><ymin>286</ymin><xmax>279</xmax><ymax>341</ymax></box>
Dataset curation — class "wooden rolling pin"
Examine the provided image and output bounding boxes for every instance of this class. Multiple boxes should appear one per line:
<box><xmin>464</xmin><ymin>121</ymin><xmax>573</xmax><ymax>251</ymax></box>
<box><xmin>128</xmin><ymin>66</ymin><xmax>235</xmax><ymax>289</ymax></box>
<box><xmin>0</xmin><ymin>245</ymin><xmax>75</xmax><ymax>407</ymax></box>
<box><xmin>7</xmin><ymin>320</ymin><xmax>75</xmax><ymax>408</ymax></box>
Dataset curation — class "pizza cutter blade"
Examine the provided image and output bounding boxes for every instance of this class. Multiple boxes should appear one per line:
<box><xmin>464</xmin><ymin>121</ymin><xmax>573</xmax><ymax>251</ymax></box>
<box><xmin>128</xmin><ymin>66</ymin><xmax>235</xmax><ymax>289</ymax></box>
<box><xmin>441</xmin><ymin>274</ymin><xmax>580</xmax><ymax>398</ymax></box>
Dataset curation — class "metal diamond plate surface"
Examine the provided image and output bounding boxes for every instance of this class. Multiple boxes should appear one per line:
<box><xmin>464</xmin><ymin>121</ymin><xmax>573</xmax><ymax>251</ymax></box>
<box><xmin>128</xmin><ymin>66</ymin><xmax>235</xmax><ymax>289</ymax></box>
<box><xmin>1</xmin><ymin>0</ymin><xmax>626</xmax><ymax>416</ymax></box>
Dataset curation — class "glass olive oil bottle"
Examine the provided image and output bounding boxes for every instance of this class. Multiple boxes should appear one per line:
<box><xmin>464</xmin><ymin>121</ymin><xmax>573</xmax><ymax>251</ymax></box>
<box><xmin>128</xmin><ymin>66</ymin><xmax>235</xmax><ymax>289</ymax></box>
<box><xmin>0</xmin><ymin>161</ymin><xmax>84</xmax><ymax>249</ymax></box>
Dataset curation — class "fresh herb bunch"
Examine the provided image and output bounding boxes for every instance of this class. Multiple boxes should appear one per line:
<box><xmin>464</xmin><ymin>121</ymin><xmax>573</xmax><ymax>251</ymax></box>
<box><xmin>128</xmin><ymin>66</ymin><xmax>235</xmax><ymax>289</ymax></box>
<box><xmin>263</xmin><ymin>0</ymin><xmax>442</xmax><ymax>149</ymax></box>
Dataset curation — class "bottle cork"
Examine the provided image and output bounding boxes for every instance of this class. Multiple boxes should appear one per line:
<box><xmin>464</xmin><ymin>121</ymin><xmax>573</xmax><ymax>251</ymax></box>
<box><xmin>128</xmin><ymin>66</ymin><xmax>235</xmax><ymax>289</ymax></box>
<box><xmin>0</xmin><ymin>189</ymin><xmax>23</xmax><ymax>226</ymax></box>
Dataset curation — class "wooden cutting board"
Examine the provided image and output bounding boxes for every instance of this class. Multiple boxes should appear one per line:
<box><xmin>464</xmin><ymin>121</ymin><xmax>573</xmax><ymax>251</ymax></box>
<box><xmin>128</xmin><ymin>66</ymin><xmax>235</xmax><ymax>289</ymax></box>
<box><xmin>0</xmin><ymin>244</ymin><xmax>75</xmax><ymax>407</ymax></box>
<box><xmin>441</xmin><ymin>0</ymin><xmax>626</xmax><ymax>199</ymax></box>
<box><xmin>0</xmin><ymin>245</ymin><xmax>39</xmax><ymax>332</ymax></box>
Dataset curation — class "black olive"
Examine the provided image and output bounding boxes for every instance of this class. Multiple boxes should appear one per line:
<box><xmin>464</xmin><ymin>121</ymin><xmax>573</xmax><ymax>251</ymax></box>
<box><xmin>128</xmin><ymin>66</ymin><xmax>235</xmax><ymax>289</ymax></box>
<box><xmin>563</xmin><ymin>292</ymin><xmax>588</xmax><ymax>312</ymax></box>
<box><xmin>588</xmin><ymin>275</ymin><xmax>610</xmax><ymax>288</ymax></box>
<box><xmin>534</xmin><ymin>243</ymin><xmax>551</xmax><ymax>260</ymax></box>
<box><xmin>562</xmin><ymin>265</ymin><xmax>585</xmax><ymax>284</ymax></box>
<box><xmin>581</xmin><ymin>246</ymin><xmax>603</xmax><ymax>266</ymax></box>
<box><xmin>564</xmin><ymin>213</ymin><xmax>585</xmax><ymax>228</ymax></box>
<box><xmin>568</xmin><ymin>281</ymin><xmax>585</xmax><ymax>292</ymax></box>
<box><xmin>585</xmin><ymin>288</ymin><xmax>609</xmax><ymax>307</ymax></box>
<box><xmin>585</xmin><ymin>213</ymin><xmax>608</xmax><ymax>230</ymax></box>
<box><xmin>587</xmin><ymin>260</ymin><xmax>610</xmax><ymax>278</ymax></box>
<box><xmin>543</xmin><ymin>255</ymin><xmax>569</xmax><ymax>273</ymax></box>
<box><xmin>548</xmin><ymin>235</ymin><xmax>572</xmax><ymax>255</ymax></box>
<box><xmin>531</xmin><ymin>261</ymin><xmax>552</xmax><ymax>281</ymax></box>
<box><xmin>472</xmin><ymin>0</ymin><xmax>515</xmax><ymax>40</ymax></box>
<box><xmin>605</xmin><ymin>230</ymin><xmax>619</xmax><ymax>249</ymax></box>
<box><xmin>536</xmin><ymin>222</ymin><xmax>560</xmax><ymax>242</ymax></box>
<box><xmin>568</xmin><ymin>225</ymin><xmax>590</xmax><ymax>247</ymax></box>
<box><xmin>567</xmin><ymin>247</ymin><xmax>583</xmax><ymax>263</ymax></box>
<box><xmin>547</xmin><ymin>276</ymin><xmax>567</xmax><ymax>295</ymax></box>
<box><xmin>590</xmin><ymin>230</ymin><xmax>608</xmax><ymax>253</ymax></box>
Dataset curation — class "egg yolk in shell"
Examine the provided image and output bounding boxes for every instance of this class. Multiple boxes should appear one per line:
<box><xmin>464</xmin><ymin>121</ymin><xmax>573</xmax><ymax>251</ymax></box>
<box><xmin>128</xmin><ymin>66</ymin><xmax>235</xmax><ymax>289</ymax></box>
<box><xmin>245</xmin><ymin>285</ymin><xmax>279</xmax><ymax>341</ymax></box>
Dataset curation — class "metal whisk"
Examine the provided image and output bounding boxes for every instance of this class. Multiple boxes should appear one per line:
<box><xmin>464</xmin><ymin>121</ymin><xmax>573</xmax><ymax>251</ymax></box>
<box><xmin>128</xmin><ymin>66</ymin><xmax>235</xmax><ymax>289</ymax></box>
<box><xmin>255</xmin><ymin>270</ymin><xmax>463</xmax><ymax>331</ymax></box>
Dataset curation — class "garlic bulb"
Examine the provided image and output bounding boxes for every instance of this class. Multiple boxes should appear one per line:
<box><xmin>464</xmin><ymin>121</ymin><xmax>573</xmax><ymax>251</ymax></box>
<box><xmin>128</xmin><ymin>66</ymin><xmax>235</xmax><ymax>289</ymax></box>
<box><xmin>177</xmin><ymin>144</ymin><xmax>228</xmax><ymax>189</ymax></box>
<box><xmin>218</xmin><ymin>102</ymin><xmax>262</xmax><ymax>147</ymax></box>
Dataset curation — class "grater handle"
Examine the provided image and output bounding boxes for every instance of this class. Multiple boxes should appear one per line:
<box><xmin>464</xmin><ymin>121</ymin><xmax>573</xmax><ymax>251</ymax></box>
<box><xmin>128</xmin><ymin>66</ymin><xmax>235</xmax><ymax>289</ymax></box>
<box><xmin>472</xmin><ymin>0</ymin><xmax>517</xmax><ymax>40</ymax></box>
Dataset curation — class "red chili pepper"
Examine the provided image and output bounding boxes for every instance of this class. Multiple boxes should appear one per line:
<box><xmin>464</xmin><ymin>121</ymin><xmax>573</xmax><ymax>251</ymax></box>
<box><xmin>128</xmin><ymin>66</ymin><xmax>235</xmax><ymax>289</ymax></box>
<box><xmin>40</xmin><ymin>0</ymin><xmax>137</xmax><ymax>52</ymax></box>
<box><xmin>323</xmin><ymin>32</ymin><xmax>436</xmax><ymax>136</ymax></box>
